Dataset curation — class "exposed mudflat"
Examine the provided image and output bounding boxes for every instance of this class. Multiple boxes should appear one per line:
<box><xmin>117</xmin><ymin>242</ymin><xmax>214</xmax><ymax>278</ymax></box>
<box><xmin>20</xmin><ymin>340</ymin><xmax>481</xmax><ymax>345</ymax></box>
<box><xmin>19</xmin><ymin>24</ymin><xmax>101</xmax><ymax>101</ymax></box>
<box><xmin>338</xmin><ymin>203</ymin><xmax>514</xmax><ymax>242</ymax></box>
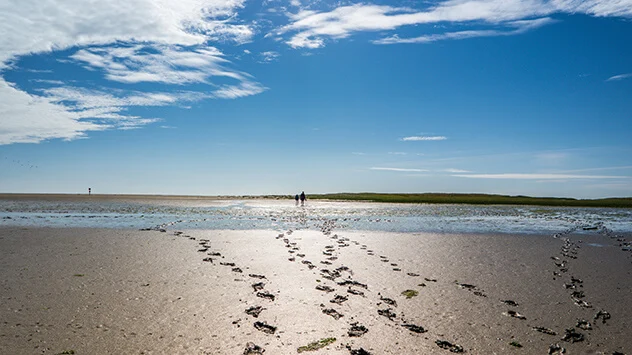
<box><xmin>0</xmin><ymin>222</ymin><xmax>630</xmax><ymax>354</ymax></box>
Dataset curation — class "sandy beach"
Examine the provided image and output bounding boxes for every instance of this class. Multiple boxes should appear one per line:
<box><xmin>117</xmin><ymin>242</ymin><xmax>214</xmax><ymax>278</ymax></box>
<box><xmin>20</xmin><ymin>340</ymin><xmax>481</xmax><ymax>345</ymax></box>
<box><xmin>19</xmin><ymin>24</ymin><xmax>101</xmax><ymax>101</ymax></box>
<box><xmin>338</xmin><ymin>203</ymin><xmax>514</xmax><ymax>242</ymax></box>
<box><xmin>1</xmin><ymin>225</ymin><xmax>630</xmax><ymax>354</ymax></box>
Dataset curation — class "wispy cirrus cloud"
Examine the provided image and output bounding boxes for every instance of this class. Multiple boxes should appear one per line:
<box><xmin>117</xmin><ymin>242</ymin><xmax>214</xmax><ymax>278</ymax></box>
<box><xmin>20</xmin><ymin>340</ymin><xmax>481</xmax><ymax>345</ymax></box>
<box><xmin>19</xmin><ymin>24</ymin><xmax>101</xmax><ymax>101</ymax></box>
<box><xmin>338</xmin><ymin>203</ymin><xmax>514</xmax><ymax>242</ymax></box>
<box><xmin>401</xmin><ymin>136</ymin><xmax>447</xmax><ymax>141</ymax></box>
<box><xmin>70</xmin><ymin>45</ymin><xmax>246</xmax><ymax>85</ymax></box>
<box><xmin>444</xmin><ymin>168</ymin><xmax>471</xmax><ymax>173</ymax></box>
<box><xmin>453</xmin><ymin>173</ymin><xmax>627</xmax><ymax>179</ymax></box>
<box><xmin>374</xmin><ymin>17</ymin><xmax>555</xmax><ymax>44</ymax></box>
<box><xmin>277</xmin><ymin>1</ymin><xmax>632</xmax><ymax>49</ymax></box>
<box><xmin>371</xmin><ymin>167</ymin><xmax>428</xmax><ymax>172</ymax></box>
<box><xmin>557</xmin><ymin>165</ymin><xmax>632</xmax><ymax>173</ymax></box>
<box><xmin>30</xmin><ymin>79</ymin><xmax>66</xmax><ymax>85</ymax></box>
<box><xmin>606</xmin><ymin>73</ymin><xmax>632</xmax><ymax>81</ymax></box>
<box><xmin>212</xmin><ymin>81</ymin><xmax>268</xmax><ymax>99</ymax></box>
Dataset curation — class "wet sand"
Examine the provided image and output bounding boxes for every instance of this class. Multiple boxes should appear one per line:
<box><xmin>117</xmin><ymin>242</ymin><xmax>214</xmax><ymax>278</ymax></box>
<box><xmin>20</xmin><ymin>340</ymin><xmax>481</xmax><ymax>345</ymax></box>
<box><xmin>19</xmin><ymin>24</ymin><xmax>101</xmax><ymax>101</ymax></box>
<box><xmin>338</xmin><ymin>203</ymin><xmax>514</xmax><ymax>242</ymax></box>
<box><xmin>0</xmin><ymin>226</ymin><xmax>630</xmax><ymax>354</ymax></box>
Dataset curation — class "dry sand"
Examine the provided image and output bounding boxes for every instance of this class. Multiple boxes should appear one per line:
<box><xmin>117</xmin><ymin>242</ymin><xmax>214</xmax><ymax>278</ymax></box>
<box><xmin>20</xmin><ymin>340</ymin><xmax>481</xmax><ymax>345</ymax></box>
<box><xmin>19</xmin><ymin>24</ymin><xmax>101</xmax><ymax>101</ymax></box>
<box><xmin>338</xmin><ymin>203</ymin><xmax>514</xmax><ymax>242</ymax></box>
<box><xmin>0</xmin><ymin>226</ymin><xmax>630</xmax><ymax>354</ymax></box>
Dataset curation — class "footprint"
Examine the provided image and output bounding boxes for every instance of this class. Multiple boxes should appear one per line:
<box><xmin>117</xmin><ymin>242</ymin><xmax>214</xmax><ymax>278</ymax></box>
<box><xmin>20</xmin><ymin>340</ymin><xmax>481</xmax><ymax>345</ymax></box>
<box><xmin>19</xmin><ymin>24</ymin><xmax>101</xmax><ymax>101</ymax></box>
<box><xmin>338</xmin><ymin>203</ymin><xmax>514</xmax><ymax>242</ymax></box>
<box><xmin>315</xmin><ymin>285</ymin><xmax>335</xmax><ymax>293</ymax></box>
<box><xmin>252</xmin><ymin>282</ymin><xmax>265</xmax><ymax>292</ymax></box>
<box><xmin>548</xmin><ymin>343</ymin><xmax>566</xmax><ymax>355</ymax></box>
<box><xmin>245</xmin><ymin>306</ymin><xmax>264</xmax><ymax>318</ymax></box>
<box><xmin>435</xmin><ymin>340</ymin><xmax>464</xmax><ymax>353</ymax></box>
<box><xmin>322</xmin><ymin>308</ymin><xmax>344</xmax><ymax>319</ymax></box>
<box><xmin>256</xmin><ymin>291</ymin><xmax>275</xmax><ymax>301</ymax></box>
<box><xmin>533</xmin><ymin>326</ymin><xmax>556</xmax><ymax>335</ymax></box>
<box><xmin>348</xmin><ymin>323</ymin><xmax>369</xmax><ymax>337</ymax></box>
<box><xmin>379</xmin><ymin>295</ymin><xmax>397</xmax><ymax>307</ymax></box>
<box><xmin>505</xmin><ymin>310</ymin><xmax>526</xmax><ymax>320</ymax></box>
<box><xmin>330</xmin><ymin>295</ymin><xmax>348</xmax><ymax>304</ymax></box>
<box><xmin>402</xmin><ymin>324</ymin><xmax>427</xmax><ymax>333</ymax></box>
<box><xmin>338</xmin><ymin>280</ymin><xmax>368</xmax><ymax>289</ymax></box>
<box><xmin>243</xmin><ymin>341</ymin><xmax>265</xmax><ymax>354</ymax></box>
<box><xmin>378</xmin><ymin>308</ymin><xmax>396</xmax><ymax>320</ymax></box>
<box><xmin>253</xmin><ymin>321</ymin><xmax>277</xmax><ymax>334</ymax></box>
<box><xmin>561</xmin><ymin>328</ymin><xmax>584</xmax><ymax>343</ymax></box>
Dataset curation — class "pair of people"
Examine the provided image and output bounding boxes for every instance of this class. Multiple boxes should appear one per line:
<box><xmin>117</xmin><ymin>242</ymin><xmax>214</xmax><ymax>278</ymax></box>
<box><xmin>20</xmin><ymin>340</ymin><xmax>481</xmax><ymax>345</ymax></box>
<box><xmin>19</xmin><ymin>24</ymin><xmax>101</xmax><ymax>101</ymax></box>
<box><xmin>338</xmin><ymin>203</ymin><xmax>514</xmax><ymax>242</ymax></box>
<box><xmin>294</xmin><ymin>191</ymin><xmax>306</xmax><ymax>206</ymax></box>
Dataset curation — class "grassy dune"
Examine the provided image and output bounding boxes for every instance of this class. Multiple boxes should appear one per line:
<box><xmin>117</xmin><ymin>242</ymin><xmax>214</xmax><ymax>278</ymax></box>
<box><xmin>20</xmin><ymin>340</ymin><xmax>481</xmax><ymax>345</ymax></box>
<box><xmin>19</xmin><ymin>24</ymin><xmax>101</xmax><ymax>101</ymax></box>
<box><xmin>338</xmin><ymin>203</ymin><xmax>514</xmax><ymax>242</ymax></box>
<box><xmin>307</xmin><ymin>193</ymin><xmax>632</xmax><ymax>208</ymax></box>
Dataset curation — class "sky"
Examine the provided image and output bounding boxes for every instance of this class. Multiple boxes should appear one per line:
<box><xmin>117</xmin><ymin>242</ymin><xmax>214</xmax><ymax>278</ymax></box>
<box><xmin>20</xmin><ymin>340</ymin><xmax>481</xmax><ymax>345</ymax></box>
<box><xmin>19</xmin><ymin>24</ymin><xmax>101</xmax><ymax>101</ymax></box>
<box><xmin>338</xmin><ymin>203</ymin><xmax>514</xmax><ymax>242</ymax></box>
<box><xmin>0</xmin><ymin>0</ymin><xmax>631</xmax><ymax>198</ymax></box>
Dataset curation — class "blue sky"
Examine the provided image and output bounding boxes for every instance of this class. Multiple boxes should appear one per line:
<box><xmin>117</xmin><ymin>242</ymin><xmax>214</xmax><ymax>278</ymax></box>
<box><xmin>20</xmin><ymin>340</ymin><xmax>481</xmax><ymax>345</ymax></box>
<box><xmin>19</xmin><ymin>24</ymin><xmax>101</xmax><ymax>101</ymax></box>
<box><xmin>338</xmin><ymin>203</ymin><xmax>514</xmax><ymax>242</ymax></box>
<box><xmin>0</xmin><ymin>0</ymin><xmax>631</xmax><ymax>198</ymax></box>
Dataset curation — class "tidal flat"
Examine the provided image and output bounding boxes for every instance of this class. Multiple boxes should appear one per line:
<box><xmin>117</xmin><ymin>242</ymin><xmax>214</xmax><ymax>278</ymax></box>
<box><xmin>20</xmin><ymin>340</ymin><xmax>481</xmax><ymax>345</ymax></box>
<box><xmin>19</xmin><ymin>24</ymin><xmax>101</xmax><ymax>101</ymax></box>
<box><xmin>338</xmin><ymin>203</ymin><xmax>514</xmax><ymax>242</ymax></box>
<box><xmin>0</xmin><ymin>196</ymin><xmax>630</xmax><ymax>354</ymax></box>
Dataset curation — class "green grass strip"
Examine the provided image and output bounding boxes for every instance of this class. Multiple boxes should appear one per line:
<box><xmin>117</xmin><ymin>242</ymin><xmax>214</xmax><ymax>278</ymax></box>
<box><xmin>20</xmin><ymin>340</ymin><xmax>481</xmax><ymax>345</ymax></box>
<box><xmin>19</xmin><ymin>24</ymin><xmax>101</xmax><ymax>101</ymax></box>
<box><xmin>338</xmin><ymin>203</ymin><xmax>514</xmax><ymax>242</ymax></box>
<box><xmin>306</xmin><ymin>193</ymin><xmax>632</xmax><ymax>208</ymax></box>
<box><xmin>297</xmin><ymin>338</ymin><xmax>336</xmax><ymax>353</ymax></box>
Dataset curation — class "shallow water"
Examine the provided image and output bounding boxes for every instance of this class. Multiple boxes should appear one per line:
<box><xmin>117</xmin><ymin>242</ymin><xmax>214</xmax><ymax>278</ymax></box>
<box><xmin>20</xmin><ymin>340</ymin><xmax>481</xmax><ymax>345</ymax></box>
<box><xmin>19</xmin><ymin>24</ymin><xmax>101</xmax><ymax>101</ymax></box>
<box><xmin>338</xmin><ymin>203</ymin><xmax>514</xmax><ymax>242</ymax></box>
<box><xmin>1</xmin><ymin>198</ymin><xmax>631</xmax><ymax>235</ymax></box>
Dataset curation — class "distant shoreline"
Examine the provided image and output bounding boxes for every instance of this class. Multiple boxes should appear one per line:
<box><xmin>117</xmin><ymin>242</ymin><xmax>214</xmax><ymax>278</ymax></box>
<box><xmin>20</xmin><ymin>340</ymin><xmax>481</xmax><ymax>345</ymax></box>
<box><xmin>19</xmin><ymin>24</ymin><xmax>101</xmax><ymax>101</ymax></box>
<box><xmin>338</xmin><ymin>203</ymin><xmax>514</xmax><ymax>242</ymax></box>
<box><xmin>310</xmin><ymin>193</ymin><xmax>632</xmax><ymax>208</ymax></box>
<box><xmin>0</xmin><ymin>192</ymin><xmax>631</xmax><ymax>208</ymax></box>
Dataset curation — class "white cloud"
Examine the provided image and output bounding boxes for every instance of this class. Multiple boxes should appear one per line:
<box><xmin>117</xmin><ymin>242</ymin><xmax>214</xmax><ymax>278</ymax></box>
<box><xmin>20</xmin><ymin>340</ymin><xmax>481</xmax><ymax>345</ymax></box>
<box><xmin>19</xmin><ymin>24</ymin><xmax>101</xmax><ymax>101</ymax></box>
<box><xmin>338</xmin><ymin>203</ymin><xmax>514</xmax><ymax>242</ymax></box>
<box><xmin>277</xmin><ymin>1</ymin><xmax>632</xmax><ymax>48</ymax></box>
<box><xmin>42</xmin><ymin>86</ymin><xmax>207</xmax><ymax>110</ymax></box>
<box><xmin>0</xmin><ymin>81</ymin><xmax>106</xmax><ymax>145</ymax></box>
<box><xmin>388</xmin><ymin>152</ymin><xmax>407</xmax><ymax>155</ymax></box>
<box><xmin>196</xmin><ymin>23</ymin><xmax>254</xmax><ymax>45</ymax></box>
<box><xmin>0</xmin><ymin>0</ymin><xmax>253</xmax><ymax>66</ymax></box>
<box><xmin>30</xmin><ymin>79</ymin><xmax>66</xmax><ymax>85</ymax></box>
<box><xmin>444</xmin><ymin>168</ymin><xmax>471</xmax><ymax>173</ymax></box>
<box><xmin>559</xmin><ymin>165</ymin><xmax>632</xmax><ymax>173</ymax></box>
<box><xmin>402</xmin><ymin>136</ymin><xmax>447</xmax><ymax>141</ymax></box>
<box><xmin>287</xmin><ymin>33</ymin><xmax>325</xmax><ymax>49</ymax></box>
<box><xmin>371</xmin><ymin>167</ymin><xmax>428</xmax><ymax>172</ymax></box>
<box><xmin>0</xmin><ymin>83</ymin><xmax>217</xmax><ymax>144</ymax></box>
<box><xmin>0</xmin><ymin>0</ymin><xmax>265</xmax><ymax>145</ymax></box>
<box><xmin>374</xmin><ymin>17</ymin><xmax>555</xmax><ymax>44</ymax></box>
<box><xmin>212</xmin><ymin>81</ymin><xmax>268</xmax><ymax>99</ymax></box>
<box><xmin>352</xmin><ymin>152</ymin><xmax>366</xmax><ymax>155</ymax></box>
<box><xmin>260</xmin><ymin>51</ymin><xmax>280</xmax><ymax>62</ymax></box>
<box><xmin>453</xmin><ymin>173</ymin><xmax>627</xmax><ymax>179</ymax></box>
<box><xmin>70</xmin><ymin>45</ymin><xmax>249</xmax><ymax>85</ymax></box>
<box><xmin>606</xmin><ymin>73</ymin><xmax>632</xmax><ymax>81</ymax></box>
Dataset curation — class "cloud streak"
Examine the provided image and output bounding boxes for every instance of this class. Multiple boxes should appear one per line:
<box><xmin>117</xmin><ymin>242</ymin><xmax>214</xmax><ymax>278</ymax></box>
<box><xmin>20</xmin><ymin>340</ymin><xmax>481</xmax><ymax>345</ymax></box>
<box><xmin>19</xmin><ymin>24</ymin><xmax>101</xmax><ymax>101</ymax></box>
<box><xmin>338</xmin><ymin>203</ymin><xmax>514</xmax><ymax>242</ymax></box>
<box><xmin>606</xmin><ymin>73</ymin><xmax>632</xmax><ymax>81</ymax></box>
<box><xmin>277</xmin><ymin>1</ymin><xmax>632</xmax><ymax>48</ymax></box>
<box><xmin>453</xmin><ymin>173</ymin><xmax>627</xmax><ymax>179</ymax></box>
<box><xmin>371</xmin><ymin>167</ymin><xmax>428</xmax><ymax>172</ymax></box>
<box><xmin>444</xmin><ymin>168</ymin><xmax>471</xmax><ymax>173</ymax></box>
<box><xmin>374</xmin><ymin>18</ymin><xmax>555</xmax><ymax>44</ymax></box>
<box><xmin>70</xmin><ymin>45</ymin><xmax>242</xmax><ymax>85</ymax></box>
<box><xmin>402</xmin><ymin>136</ymin><xmax>447</xmax><ymax>141</ymax></box>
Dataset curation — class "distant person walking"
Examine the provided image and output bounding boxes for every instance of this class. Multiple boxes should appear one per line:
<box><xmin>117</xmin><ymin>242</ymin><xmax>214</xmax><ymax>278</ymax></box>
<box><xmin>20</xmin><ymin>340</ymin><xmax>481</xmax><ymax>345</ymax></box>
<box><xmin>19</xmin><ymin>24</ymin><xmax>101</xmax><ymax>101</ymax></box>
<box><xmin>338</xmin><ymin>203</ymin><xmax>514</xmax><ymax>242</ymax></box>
<box><xmin>295</xmin><ymin>194</ymin><xmax>299</xmax><ymax>206</ymax></box>
<box><xmin>300</xmin><ymin>191</ymin><xmax>306</xmax><ymax>206</ymax></box>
